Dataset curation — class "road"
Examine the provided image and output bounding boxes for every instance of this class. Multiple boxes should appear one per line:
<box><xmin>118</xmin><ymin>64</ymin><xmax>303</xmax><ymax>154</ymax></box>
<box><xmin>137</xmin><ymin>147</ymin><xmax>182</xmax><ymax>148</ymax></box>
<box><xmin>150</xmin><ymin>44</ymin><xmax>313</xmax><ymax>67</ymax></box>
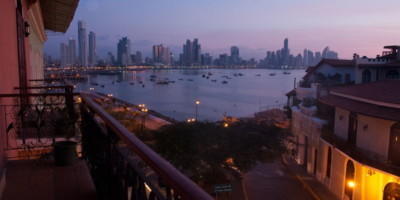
<box><xmin>243</xmin><ymin>161</ymin><xmax>315</xmax><ymax>200</ymax></box>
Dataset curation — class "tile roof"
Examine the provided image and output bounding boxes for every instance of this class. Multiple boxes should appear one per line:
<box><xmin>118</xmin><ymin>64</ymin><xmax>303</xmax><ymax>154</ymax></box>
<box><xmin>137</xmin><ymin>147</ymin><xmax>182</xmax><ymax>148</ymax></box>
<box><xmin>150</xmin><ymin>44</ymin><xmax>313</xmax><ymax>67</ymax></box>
<box><xmin>330</xmin><ymin>80</ymin><xmax>400</xmax><ymax>104</ymax></box>
<box><xmin>319</xmin><ymin>95</ymin><xmax>400</xmax><ymax>121</ymax></box>
<box><xmin>304</xmin><ymin>59</ymin><xmax>354</xmax><ymax>78</ymax></box>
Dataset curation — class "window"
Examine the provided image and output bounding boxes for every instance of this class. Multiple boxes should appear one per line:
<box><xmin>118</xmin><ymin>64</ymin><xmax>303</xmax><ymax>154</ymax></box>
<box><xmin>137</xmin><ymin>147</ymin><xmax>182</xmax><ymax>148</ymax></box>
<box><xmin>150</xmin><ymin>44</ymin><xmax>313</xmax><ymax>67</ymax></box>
<box><xmin>386</xmin><ymin>69</ymin><xmax>399</xmax><ymax>79</ymax></box>
<box><xmin>383</xmin><ymin>183</ymin><xmax>400</xmax><ymax>200</ymax></box>
<box><xmin>326</xmin><ymin>147</ymin><xmax>332</xmax><ymax>178</ymax></box>
<box><xmin>344</xmin><ymin>160</ymin><xmax>355</xmax><ymax>200</ymax></box>
<box><xmin>348</xmin><ymin>113</ymin><xmax>358</xmax><ymax>146</ymax></box>
<box><xmin>362</xmin><ymin>70</ymin><xmax>371</xmax><ymax>83</ymax></box>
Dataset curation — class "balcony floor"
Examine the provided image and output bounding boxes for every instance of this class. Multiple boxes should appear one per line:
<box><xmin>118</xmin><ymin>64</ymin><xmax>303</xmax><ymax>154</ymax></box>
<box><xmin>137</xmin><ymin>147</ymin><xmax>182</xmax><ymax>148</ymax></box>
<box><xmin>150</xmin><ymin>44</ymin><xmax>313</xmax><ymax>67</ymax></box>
<box><xmin>2</xmin><ymin>158</ymin><xmax>100</xmax><ymax>200</ymax></box>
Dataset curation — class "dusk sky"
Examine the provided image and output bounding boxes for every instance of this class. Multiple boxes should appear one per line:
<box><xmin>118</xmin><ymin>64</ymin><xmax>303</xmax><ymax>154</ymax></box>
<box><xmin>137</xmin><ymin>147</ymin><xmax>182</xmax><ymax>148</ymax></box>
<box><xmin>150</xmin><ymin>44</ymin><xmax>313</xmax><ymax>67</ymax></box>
<box><xmin>44</xmin><ymin>0</ymin><xmax>400</xmax><ymax>60</ymax></box>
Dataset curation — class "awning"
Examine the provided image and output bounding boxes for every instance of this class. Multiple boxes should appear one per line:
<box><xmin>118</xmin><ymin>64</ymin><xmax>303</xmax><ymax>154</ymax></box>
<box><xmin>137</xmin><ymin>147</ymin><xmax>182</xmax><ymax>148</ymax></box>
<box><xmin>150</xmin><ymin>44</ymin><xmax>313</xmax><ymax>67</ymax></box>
<box><xmin>40</xmin><ymin>0</ymin><xmax>79</xmax><ymax>33</ymax></box>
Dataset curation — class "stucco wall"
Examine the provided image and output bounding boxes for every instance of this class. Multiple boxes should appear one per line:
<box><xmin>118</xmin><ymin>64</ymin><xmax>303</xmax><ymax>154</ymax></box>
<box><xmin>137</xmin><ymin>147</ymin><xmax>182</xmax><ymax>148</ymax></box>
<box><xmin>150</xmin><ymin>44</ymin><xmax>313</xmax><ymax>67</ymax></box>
<box><xmin>334</xmin><ymin>107</ymin><xmax>350</xmax><ymax>140</ymax></box>
<box><xmin>356</xmin><ymin>115</ymin><xmax>394</xmax><ymax>161</ymax></box>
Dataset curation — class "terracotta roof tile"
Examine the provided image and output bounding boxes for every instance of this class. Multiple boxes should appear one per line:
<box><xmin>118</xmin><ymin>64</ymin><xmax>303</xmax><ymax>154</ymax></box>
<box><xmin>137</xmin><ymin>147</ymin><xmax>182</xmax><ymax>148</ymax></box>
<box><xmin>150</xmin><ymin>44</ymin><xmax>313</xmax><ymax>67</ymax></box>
<box><xmin>319</xmin><ymin>95</ymin><xmax>400</xmax><ymax>121</ymax></box>
<box><xmin>330</xmin><ymin>80</ymin><xmax>400</xmax><ymax>104</ymax></box>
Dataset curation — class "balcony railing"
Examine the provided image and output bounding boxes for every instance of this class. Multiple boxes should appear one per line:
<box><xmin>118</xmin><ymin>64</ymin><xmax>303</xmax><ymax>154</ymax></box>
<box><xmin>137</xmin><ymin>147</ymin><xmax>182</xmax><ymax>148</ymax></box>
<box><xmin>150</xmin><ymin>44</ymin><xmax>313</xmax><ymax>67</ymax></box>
<box><xmin>321</xmin><ymin>128</ymin><xmax>400</xmax><ymax>177</ymax></box>
<box><xmin>1</xmin><ymin>86</ymin><xmax>80</xmax><ymax>158</ymax></box>
<box><xmin>80</xmin><ymin>92</ymin><xmax>212</xmax><ymax>200</ymax></box>
<box><xmin>2</xmin><ymin>85</ymin><xmax>212</xmax><ymax>199</ymax></box>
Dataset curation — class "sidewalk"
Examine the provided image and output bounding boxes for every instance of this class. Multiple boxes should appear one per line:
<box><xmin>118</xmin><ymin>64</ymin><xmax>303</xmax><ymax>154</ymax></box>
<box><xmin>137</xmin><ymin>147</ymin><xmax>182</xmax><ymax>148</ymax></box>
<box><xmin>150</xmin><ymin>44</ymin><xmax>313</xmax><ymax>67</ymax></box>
<box><xmin>282</xmin><ymin>154</ymin><xmax>340</xmax><ymax>200</ymax></box>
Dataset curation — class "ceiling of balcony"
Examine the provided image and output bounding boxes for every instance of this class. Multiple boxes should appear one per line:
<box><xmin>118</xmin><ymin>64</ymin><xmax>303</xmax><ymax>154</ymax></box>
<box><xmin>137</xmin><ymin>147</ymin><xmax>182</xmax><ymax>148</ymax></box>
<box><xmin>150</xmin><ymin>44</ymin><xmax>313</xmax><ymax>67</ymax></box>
<box><xmin>40</xmin><ymin>0</ymin><xmax>79</xmax><ymax>33</ymax></box>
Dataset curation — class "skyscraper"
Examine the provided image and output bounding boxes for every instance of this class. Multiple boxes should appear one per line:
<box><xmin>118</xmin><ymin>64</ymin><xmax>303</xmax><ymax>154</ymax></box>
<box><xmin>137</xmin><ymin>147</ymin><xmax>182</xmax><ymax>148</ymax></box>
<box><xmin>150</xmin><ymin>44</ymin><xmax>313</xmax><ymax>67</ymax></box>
<box><xmin>192</xmin><ymin>39</ymin><xmax>201</xmax><ymax>65</ymax></box>
<box><xmin>60</xmin><ymin>43</ymin><xmax>70</xmax><ymax>67</ymax></box>
<box><xmin>135</xmin><ymin>51</ymin><xmax>142</xmax><ymax>65</ymax></box>
<box><xmin>78</xmin><ymin>21</ymin><xmax>87</xmax><ymax>67</ymax></box>
<box><xmin>68</xmin><ymin>38</ymin><xmax>76</xmax><ymax>66</ymax></box>
<box><xmin>182</xmin><ymin>39</ymin><xmax>201</xmax><ymax>66</ymax></box>
<box><xmin>88</xmin><ymin>31</ymin><xmax>96</xmax><ymax>66</ymax></box>
<box><xmin>282</xmin><ymin>38</ymin><xmax>289</xmax><ymax>66</ymax></box>
<box><xmin>183</xmin><ymin>39</ymin><xmax>192</xmax><ymax>66</ymax></box>
<box><xmin>153</xmin><ymin>44</ymin><xmax>163</xmax><ymax>64</ymax></box>
<box><xmin>117</xmin><ymin>37</ymin><xmax>131</xmax><ymax>66</ymax></box>
<box><xmin>230</xmin><ymin>46</ymin><xmax>240</xmax><ymax>66</ymax></box>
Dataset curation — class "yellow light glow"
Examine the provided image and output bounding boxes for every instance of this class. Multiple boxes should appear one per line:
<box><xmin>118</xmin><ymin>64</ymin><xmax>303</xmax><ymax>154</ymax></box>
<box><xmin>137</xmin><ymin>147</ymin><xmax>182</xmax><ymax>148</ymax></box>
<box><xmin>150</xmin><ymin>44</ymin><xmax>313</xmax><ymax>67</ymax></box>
<box><xmin>348</xmin><ymin>181</ymin><xmax>355</xmax><ymax>188</ymax></box>
<box><xmin>224</xmin><ymin>123</ymin><xmax>229</xmax><ymax>128</ymax></box>
<box><xmin>196</xmin><ymin>100</ymin><xmax>200</xmax><ymax>105</ymax></box>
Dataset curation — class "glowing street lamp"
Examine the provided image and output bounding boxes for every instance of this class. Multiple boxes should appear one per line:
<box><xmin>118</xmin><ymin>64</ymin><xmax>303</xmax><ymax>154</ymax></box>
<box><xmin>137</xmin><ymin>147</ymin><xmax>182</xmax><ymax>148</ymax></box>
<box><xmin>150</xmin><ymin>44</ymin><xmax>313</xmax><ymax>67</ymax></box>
<box><xmin>141</xmin><ymin>108</ymin><xmax>148</xmax><ymax>130</ymax></box>
<box><xmin>195</xmin><ymin>100</ymin><xmax>200</xmax><ymax>120</ymax></box>
<box><xmin>347</xmin><ymin>180</ymin><xmax>355</xmax><ymax>188</ymax></box>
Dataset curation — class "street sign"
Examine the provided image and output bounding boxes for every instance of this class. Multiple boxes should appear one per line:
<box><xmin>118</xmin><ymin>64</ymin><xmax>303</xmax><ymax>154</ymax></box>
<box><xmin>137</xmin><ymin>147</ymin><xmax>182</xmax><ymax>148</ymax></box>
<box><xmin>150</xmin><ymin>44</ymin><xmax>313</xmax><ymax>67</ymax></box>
<box><xmin>213</xmin><ymin>184</ymin><xmax>233</xmax><ymax>193</ymax></box>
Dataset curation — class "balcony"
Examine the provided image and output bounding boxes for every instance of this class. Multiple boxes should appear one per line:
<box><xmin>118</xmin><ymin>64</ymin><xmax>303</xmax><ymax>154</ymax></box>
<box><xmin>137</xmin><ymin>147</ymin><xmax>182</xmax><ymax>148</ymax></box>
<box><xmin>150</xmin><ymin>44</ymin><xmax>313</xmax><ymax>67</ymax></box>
<box><xmin>1</xmin><ymin>85</ymin><xmax>212</xmax><ymax>200</ymax></box>
<box><xmin>321</xmin><ymin>128</ymin><xmax>400</xmax><ymax>177</ymax></box>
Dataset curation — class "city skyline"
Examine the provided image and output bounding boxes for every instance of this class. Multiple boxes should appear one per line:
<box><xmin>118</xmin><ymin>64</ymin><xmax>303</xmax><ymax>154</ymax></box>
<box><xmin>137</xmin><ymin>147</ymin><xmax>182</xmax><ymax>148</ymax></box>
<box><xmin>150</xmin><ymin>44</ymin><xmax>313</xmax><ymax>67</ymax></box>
<box><xmin>44</xmin><ymin>0</ymin><xmax>400</xmax><ymax>60</ymax></box>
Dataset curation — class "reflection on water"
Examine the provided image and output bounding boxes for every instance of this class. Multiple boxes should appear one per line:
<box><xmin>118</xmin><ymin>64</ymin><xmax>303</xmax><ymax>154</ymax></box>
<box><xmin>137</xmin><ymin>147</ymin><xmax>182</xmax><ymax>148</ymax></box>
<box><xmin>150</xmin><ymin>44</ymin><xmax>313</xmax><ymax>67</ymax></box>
<box><xmin>77</xmin><ymin>69</ymin><xmax>305</xmax><ymax>121</ymax></box>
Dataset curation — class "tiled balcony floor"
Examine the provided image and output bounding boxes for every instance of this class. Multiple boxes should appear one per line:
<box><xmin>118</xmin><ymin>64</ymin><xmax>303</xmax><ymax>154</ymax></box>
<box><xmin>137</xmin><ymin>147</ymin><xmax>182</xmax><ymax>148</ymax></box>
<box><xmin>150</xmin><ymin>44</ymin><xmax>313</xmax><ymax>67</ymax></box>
<box><xmin>2</xmin><ymin>158</ymin><xmax>99</xmax><ymax>200</ymax></box>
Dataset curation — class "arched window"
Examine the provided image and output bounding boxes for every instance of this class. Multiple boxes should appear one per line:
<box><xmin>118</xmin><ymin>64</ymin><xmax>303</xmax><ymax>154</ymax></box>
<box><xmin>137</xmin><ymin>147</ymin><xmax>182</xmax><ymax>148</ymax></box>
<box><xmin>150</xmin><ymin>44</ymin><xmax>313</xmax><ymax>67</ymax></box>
<box><xmin>315</xmin><ymin>73</ymin><xmax>327</xmax><ymax>83</ymax></box>
<box><xmin>344</xmin><ymin>160</ymin><xmax>355</xmax><ymax>200</ymax></box>
<box><xmin>389</xmin><ymin>123</ymin><xmax>400</xmax><ymax>166</ymax></box>
<box><xmin>386</xmin><ymin>69</ymin><xmax>400</xmax><ymax>79</ymax></box>
<box><xmin>362</xmin><ymin>70</ymin><xmax>371</xmax><ymax>83</ymax></box>
<box><xmin>383</xmin><ymin>182</ymin><xmax>400</xmax><ymax>200</ymax></box>
<box><xmin>326</xmin><ymin>147</ymin><xmax>332</xmax><ymax>178</ymax></box>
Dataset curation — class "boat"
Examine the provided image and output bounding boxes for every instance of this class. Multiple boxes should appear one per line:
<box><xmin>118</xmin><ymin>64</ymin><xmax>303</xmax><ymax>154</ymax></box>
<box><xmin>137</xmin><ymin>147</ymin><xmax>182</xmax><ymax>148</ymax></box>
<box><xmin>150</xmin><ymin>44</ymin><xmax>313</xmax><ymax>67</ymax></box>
<box><xmin>150</xmin><ymin>75</ymin><xmax>157</xmax><ymax>78</ymax></box>
<box><xmin>269</xmin><ymin>72</ymin><xmax>277</xmax><ymax>76</ymax></box>
<box><xmin>255</xmin><ymin>74</ymin><xmax>261</xmax><ymax>76</ymax></box>
<box><xmin>100</xmin><ymin>84</ymin><xmax>105</xmax><ymax>88</ymax></box>
<box><xmin>116</xmin><ymin>80</ymin><xmax>121</xmax><ymax>83</ymax></box>
<box><xmin>129</xmin><ymin>82</ymin><xmax>135</xmax><ymax>85</ymax></box>
<box><xmin>283</xmin><ymin>71</ymin><xmax>291</xmax><ymax>74</ymax></box>
<box><xmin>90</xmin><ymin>82</ymin><xmax>99</xmax><ymax>86</ymax></box>
<box><xmin>187</xmin><ymin>79</ymin><xmax>194</xmax><ymax>81</ymax></box>
<box><xmin>222</xmin><ymin>80</ymin><xmax>228</xmax><ymax>84</ymax></box>
<box><xmin>211</xmin><ymin>80</ymin><xmax>217</xmax><ymax>82</ymax></box>
<box><xmin>156</xmin><ymin>80</ymin><xmax>169</xmax><ymax>85</ymax></box>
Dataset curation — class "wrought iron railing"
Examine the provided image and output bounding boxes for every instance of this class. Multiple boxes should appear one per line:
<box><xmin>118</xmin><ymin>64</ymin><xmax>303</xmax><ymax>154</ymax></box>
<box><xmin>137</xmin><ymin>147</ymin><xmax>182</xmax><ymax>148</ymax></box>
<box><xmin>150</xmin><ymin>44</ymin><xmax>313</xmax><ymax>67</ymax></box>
<box><xmin>321</xmin><ymin>128</ymin><xmax>400</xmax><ymax>177</ymax></box>
<box><xmin>1</xmin><ymin>86</ymin><xmax>80</xmax><ymax>158</ymax></box>
<box><xmin>80</xmin><ymin>92</ymin><xmax>212</xmax><ymax>200</ymax></box>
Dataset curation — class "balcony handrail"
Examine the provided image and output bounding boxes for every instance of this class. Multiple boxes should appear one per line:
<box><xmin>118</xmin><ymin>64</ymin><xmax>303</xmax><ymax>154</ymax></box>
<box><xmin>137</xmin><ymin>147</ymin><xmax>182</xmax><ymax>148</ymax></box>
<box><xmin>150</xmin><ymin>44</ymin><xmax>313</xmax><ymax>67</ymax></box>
<box><xmin>80</xmin><ymin>92</ymin><xmax>213</xmax><ymax>200</ymax></box>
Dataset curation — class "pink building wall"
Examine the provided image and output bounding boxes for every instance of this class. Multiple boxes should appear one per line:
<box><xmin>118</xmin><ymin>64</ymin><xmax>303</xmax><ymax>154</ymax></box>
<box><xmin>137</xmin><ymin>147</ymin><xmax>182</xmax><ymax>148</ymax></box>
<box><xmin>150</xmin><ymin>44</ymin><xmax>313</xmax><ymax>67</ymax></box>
<box><xmin>0</xmin><ymin>0</ymin><xmax>31</xmax><ymax>170</ymax></box>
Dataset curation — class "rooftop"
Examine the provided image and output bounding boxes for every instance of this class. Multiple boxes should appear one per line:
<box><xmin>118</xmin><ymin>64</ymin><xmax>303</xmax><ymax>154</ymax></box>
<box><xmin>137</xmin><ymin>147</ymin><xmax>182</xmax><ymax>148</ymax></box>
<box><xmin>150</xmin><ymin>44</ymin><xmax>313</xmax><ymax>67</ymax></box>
<box><xmin>330</xmin><ymin>80</ymin><xmax>400</xmax><ymax>104</ymax></box>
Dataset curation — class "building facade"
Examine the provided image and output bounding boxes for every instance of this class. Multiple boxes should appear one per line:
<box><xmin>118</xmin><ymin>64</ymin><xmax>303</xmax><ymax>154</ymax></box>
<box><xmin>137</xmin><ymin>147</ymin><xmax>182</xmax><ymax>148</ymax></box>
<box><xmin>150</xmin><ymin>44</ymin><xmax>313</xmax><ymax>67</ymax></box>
<box><xmin>78</xmin><ymin>20</ymin><xmax>87</xmax><ymax>67</ymax></box>
<box><xmin>88</xmin><ymin>31</ymin><xmax>96</xmax><ymax>66</ymax></box>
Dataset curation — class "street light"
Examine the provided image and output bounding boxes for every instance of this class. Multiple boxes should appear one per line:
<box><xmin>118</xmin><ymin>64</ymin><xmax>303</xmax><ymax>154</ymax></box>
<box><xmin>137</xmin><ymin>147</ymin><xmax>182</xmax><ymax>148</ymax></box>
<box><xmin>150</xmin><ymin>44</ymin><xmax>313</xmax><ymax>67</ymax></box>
<box><xmin>195</xmin><ymin>100</ymin><xmax>200</xmax><ymax>120</ymax></box>
<box><xmin>141</xmin><ymin>108</ymin><xmax>148</xmax><ymax>130</ymax></box>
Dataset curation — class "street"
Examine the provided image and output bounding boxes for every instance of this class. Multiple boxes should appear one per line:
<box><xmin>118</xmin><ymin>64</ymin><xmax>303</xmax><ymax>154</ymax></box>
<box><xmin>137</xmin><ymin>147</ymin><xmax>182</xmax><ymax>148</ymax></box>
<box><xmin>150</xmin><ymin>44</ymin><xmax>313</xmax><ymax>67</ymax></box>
<box><xmin>243</xmin><ymin>160</ymin><xmax>315</xmax><ymax>200</ymax></box>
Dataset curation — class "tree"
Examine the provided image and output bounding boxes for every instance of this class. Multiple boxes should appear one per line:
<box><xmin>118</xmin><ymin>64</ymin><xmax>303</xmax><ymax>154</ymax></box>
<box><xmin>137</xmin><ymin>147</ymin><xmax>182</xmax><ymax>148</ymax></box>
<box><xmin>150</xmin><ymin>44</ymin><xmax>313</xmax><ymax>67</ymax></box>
<box><xmin>141</xmin><ymin>119</ymin><xmax>290</xmax><ymax>187</ymax></box>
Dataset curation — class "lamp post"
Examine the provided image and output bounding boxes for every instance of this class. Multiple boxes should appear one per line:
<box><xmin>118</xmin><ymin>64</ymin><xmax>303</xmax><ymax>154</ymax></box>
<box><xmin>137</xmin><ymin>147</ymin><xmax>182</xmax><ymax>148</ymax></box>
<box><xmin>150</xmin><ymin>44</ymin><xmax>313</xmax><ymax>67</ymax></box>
<box><xmin>195</xmin><ymin>100</ymin><xmax>200</xmax><ymax>120</ymax></box>
<box><xmin>141</xmin><ymin>108</ymin><xmax>148</xmax><ymax>130</ymax></box>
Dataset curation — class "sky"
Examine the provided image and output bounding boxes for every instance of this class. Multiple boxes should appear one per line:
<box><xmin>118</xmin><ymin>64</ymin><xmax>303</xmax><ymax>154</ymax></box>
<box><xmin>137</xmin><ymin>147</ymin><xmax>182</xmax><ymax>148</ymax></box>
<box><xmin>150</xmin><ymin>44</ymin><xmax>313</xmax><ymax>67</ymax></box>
<box><xmin>44</xmin><ymin>0</ymin><xmax>400</xmax><ymax>60</ymax></box>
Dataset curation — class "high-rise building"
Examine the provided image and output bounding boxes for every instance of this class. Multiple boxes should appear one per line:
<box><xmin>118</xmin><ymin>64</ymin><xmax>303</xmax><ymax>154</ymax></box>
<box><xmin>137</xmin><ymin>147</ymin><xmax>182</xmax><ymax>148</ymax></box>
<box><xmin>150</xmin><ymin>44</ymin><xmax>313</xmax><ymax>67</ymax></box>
<box><xmin>282</xmin><ymin>38</ymin><xmax>290</xmax><ymax>66</ymax></box>
<box><xmin>183</xmin><ymin>39</ymin><xmax>192</xmax><ymax>66</ymax></box>
<box><xmin>230</xmin><ymin>46</ymin><xmax>240</xmax><ymax>66</ymax></box>
<box><xmin>60</xmin><ymin>43</ymin><xmax>70</xmax><ymax>67</ymax></box>
<box><xmin>106</xmin><ymin>52</ymin><xmax>115</xmax><ymax>66</ymax></box>
<box><xmin>192</xmin><ymin>39</ymin><xmax>201</xmax><ymax>65</ymax></box>
<box><xmin>135</xmin><ymin>51</ymin><xmax>142</xmax><ymax>65</ymax></box>
<box><xmin>78</xmin><ymin>21</ymin><xmax>87</xmax><ymax>67</ymax></box>
<box><xmin>117</xmin><ymin>37</ymin><xmax>132</xmax><ymax>66</ymax></box>
<box><xmin>181</xmin><ymin>39</ymin><xmax>202</xmax><ymax>66</ymax></box>
<box><xmin>68</xmin><ymin>38</ymin><xmax>76</xmax><ymax>66</ymax></box>
<box><xmin>88</xmin><ymin>31</ymin><xmax>96</xmax><ymax>66</ymax></box>
<box><xmin>153</xmin><ymin>44</ymin><xmax>163</xmax><ymax>64</ymax></box>
<box><xmin>153</xmin><ymin>45</ymin><xmax>171</xmax><ymax>66</ymax></box>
